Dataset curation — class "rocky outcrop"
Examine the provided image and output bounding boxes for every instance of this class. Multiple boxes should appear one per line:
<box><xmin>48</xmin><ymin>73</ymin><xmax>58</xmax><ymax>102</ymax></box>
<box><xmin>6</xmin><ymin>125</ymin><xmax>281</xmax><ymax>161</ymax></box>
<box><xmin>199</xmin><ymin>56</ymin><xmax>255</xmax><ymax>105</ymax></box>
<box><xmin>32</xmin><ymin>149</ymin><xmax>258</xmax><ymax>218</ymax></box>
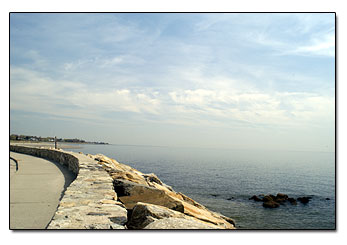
<box><xmin>92</xmin><ymin>154</ymin><xmax>236</xmax><ymax>229</ymax></box>
<box><xmin>250</xmin><ymin>193</ymin><xmax>312</xmax><ymax>208</ymax></box>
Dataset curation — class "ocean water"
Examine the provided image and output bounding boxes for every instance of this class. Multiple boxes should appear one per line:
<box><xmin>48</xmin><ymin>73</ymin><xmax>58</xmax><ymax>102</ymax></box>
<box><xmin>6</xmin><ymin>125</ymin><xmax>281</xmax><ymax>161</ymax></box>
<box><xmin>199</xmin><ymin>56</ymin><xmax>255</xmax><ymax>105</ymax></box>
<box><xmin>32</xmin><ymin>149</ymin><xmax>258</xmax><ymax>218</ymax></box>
<box><xmin>67</xmin><ymin>144</ymin><xmax>335</xmax><ymax>229</ymax></box>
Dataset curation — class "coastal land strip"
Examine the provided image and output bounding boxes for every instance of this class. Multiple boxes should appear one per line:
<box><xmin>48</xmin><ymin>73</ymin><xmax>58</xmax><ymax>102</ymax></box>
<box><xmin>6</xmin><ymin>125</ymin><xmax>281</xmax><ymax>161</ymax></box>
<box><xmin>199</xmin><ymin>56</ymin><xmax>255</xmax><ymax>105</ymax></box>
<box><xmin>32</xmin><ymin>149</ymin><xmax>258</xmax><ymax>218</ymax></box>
<box><xmin>9</xmin><ymin>143</ymin><xmax>236</xmax><ymax>229</ymax></box>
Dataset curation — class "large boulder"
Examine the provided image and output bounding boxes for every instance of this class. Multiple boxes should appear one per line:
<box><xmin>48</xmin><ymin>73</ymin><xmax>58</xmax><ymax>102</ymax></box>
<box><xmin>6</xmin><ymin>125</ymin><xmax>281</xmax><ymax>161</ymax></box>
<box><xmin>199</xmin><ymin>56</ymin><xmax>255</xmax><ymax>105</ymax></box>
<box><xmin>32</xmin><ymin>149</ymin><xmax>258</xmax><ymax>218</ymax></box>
<box><xmin>263</xmin><ymin>200</ymin><xmax>280</xmax><ymax>208</ymax></box>
<box><xmin>276</xmin><ymin>193</ymin><xmax>288</xmax><ymax>200</ymax></box>
<box><xmin>128</xmin><ymin>202</ymin><xmax>199</xmax><ymax>229</ymax></box>
<box><xmin>114</xmin><ymin>179</ymin><xmax>184</xmax><ymax>212</ymax></box>
<box><xmin>111</xmin><ymin>171</ymin><xmax>148</xmax><ymax>186</ymax></box>
<box><xmin>144</xmin><ymin>217</ymin><xmax>221</xmax><ymax>229</ymax></box>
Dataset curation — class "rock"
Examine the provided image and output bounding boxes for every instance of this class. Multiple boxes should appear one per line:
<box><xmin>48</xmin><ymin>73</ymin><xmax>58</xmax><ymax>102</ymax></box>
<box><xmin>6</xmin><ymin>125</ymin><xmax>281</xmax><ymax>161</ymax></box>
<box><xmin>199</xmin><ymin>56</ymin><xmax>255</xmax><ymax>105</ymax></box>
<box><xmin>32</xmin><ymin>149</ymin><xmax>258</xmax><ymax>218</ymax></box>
<box><xmin>143</xmin><ymin>173</ymin><xmax>164</xmax><ymax>185</ymax></box>
<box><xmin>179</xmin><ymin>200</ymin><xmax>235</xmax><ymax>229</ymax></box>
<box><xmin>249</xmin><ymin>195</ymin><xmax>262</xmax><ymax>202</ymax></box>
<box><xmin>84</xmin><ymin>224</ymin><xmax>112</xmax><ymax>229</ymax></box>
<box><xmin>128</xmin><ymin>202</ymin><xmax>236</xmax><ymax>230</ymax></box>
<box><xmin>269</xmin><ymin>194</ymin><xmax>276</xmax><ymax>200</ymax></box>
<box><xmin>110</xmin><ymin>223</ymin><xmax>126</xmax><ymax>229</ymax></box>
<box><xmin>114</xmin><ymin>179</ymin><xmax>184</xmax><ymax>212</ymax></box>
<box><xmin>263</xmin><ymin>201</ymin><xmax>280</xmax><ymax>208</ymax></box>
<box><xmin>276</xmin><ymin>193</ymin><xmax>288</xmax><ymax>200</ymax></box>
<box><xmin>146</xmin><ymin>179</ymin><xmax>175</xmax><ymax>194</ymax></box>
<box><xmin>101</xmin><ymin>155</ymin><xmax>236</xmax><ymax>229</ymax></box>
<box><xmin>288</xmin><ymin>197</ymin><xmax>297</xmax><ymax>205</ymax></box>
<box><xmin>250</xmin><ymin>193</ymin><xmax>315</xmax><ymax>207</ymax></box>
<box><xmin>162</xmin><ymin>183</ymin><xmax>174</xmax><ymax>192</ymax></box>
<box><xmin>262</xmin><ymin>195</ymin><xmax>274</xmax><ymax>202</ymax></box>
<box><xmin>326</xmin><ymin>198</ymin><xmax>330</xmax><ymax>200</ymax></box>
<box><xmin>144</xmin><ymin>217</ymin><xmax>222</xmax><ymax>229</ymax></box>
<box><xmin>297</xmin><ymin>197</ymin><xmax>311</xmax><ymax>204</ymax></box>
<box><xmin>113</xmin><ymin>179</ymin><xmax>147</xmax><ymax>196</ymax></box>
<box><xmin>127</xmin><ymin>202</ymin><xmax>189</xmax><ymax>229</ymax></box>
<box><xmin>94</xmin><ymin>154</ymin><xmax>119</xmax><ymax>165</ymax></box>
<box><xmin>112</xmin><ymin>171</ymin><xmax>148</xmax><ymax>186</ymax></box>
<box><xmin>177</xmin><ymin>192</ymin><xmax>205</xmax><ymax>209</ymax></box>
<box><xmin>111</xmin><ymin>171</ymin><xmax>148</xmax><ymax>185</ymax></box>
<box><xmin>219</xmin><ymin>214</ymin><xmax>236</xmax><ymax>227</ymax></box>
<box><xmin>113</xmin><ymin>177</ymin><xmax>234</xmax><ymax>229</ymax></box>
<box><xmin>275</xmin><ymin>198</ymin><xmax>286</xmax><ymax>204</ymax></box>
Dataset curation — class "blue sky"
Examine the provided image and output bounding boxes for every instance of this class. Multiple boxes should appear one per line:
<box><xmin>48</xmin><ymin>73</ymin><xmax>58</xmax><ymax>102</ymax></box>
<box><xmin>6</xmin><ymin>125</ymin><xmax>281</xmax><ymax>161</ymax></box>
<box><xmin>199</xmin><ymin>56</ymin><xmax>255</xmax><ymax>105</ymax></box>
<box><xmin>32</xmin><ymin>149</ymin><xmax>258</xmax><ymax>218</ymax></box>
<box><xmin>10</xmin><ymin>13</ymin><xmax>335</xmax><ymax>151</ymax></box>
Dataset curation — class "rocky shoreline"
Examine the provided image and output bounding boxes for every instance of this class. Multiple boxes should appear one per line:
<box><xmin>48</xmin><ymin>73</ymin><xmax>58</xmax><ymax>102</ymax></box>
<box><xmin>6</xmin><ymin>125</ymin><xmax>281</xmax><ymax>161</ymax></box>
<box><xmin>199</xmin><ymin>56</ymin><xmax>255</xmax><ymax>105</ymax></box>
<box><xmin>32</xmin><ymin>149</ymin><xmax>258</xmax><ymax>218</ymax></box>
<box><xmin>10</xmin><ymin>145</ymin><xmax>235</xmax><ymax>229</ymax></box>
<box><xmin>90</xmin><ymin>153</ymin><xmax>236</xmax><ymax>229</ymax></box>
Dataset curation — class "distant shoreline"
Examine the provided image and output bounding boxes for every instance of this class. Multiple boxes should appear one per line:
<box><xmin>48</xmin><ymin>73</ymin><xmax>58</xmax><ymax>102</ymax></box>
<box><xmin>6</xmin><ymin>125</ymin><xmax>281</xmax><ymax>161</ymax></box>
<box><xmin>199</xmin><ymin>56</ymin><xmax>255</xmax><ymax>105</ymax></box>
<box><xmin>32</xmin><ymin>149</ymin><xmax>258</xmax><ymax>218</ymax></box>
<box><xmin>9</xmin><ymin>141</ymin><xmax>99</xmax><ymax>149</ymax></box>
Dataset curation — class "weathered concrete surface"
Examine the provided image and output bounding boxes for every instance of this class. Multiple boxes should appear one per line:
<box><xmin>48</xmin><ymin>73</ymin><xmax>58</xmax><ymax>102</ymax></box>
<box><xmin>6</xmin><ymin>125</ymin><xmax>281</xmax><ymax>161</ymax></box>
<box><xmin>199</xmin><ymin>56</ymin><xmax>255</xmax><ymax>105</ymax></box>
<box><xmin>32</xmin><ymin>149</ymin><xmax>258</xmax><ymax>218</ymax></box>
<box><xmin>10</xmin><ymin>152</ymin><xmax>75</xmax><ymax>229</ymax></box>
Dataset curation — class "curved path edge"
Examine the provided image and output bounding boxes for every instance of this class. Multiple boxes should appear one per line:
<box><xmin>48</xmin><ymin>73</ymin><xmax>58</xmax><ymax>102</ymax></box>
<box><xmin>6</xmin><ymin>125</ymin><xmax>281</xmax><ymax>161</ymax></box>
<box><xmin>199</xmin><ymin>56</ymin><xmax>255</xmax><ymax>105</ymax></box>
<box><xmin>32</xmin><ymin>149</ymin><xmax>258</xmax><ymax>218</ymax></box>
<box><xmin>10</xmin><ymin>145</ymin><xmax>128</xmax><ymax>229</ymax></box>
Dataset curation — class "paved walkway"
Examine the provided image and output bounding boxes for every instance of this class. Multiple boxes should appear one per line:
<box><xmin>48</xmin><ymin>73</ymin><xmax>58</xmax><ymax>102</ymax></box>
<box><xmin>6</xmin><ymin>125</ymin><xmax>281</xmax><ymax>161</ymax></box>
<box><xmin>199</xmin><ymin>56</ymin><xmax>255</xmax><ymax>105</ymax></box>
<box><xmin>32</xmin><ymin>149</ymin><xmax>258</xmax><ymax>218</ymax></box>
<box><xmin>10</xmin><ymin>152</ymin><xmax>75</xmax><ymax>229</ymax></box>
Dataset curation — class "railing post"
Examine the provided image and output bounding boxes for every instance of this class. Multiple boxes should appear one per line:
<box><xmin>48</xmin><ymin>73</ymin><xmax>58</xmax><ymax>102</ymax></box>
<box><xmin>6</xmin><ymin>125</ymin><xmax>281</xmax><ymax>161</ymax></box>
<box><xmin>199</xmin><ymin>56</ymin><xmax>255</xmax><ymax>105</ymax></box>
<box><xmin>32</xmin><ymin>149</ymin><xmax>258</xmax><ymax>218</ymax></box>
<box><xmin>54</xmin><ymin>136</ymin><xmax>57</xmax><ymax>149</ymax></box>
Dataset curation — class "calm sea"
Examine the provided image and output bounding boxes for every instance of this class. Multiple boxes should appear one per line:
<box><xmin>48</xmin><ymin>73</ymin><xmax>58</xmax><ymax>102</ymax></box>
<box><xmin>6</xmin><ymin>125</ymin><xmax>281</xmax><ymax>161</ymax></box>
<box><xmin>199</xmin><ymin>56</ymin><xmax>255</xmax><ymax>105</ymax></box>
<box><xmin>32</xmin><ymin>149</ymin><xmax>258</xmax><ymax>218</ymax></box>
<box><xmin>66</xmin><ymin>144</ymin><xmax>335</xmax><ymax>229</ymax></box>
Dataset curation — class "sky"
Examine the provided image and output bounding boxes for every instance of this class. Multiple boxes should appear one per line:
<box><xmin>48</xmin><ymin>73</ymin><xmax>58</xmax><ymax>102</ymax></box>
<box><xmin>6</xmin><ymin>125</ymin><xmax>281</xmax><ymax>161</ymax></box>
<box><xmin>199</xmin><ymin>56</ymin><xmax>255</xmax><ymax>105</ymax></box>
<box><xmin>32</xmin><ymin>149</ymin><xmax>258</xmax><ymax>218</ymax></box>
<box><xmin>9</xmin><ymin>13</ymin><xmax>335</xmax><ymax>152</ymax></box>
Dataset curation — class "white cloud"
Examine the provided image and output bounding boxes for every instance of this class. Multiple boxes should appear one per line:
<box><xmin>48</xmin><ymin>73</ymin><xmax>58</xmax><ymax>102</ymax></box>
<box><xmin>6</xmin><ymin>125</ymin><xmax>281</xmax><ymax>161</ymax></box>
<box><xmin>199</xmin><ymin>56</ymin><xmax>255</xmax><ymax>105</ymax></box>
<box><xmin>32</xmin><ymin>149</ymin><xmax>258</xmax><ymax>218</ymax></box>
<box><xmin>242</xmin><ymin>14</ymin><xmax>335</xmax><ymax>57</ymax></box>
<box><xmin>68</xmin><ymin>89</ymin><xmax>161</xmax><ymax>114</ymax></box>
<box><xmin>292</xmin><ymin>32</ymin><xmax>335</xmax><ymax>57</ymax></box>
<box><xmin>63</xmin><ymin>54</ymin><xmax>145</xmax><ymax>72</ymax></box>
<box><xmin>249</xmin><ymin>29</ymin><xmax>335</xmax><ymax>57</ymax></box>
<box><xmin>10</xmin><ymin>63</ymin><xmax>334</xmax><ymax>153</ymax></box>
<box><xmin>10</xmin><ymin>67</ymin><xmax>161</xmax><ymax>119</ymax></box>
<box><xmin>167</xmin><ymin>87</ymin><xmax>334</xmax><ymax>129</ymax></box>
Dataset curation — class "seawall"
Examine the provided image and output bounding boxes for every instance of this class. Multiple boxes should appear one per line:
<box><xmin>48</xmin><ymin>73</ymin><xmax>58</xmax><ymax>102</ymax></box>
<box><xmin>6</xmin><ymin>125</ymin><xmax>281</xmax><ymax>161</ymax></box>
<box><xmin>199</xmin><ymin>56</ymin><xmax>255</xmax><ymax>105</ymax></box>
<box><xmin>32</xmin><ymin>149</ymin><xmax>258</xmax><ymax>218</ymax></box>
<box><xmin>10</xmin><ymin>144</ymin><xmax>235</xmax><ymax>229</ymax></box>
<box><xmin>10</xmin><ymin>145</ymin><xmax>127</xmax><ymax>229</ymax></box>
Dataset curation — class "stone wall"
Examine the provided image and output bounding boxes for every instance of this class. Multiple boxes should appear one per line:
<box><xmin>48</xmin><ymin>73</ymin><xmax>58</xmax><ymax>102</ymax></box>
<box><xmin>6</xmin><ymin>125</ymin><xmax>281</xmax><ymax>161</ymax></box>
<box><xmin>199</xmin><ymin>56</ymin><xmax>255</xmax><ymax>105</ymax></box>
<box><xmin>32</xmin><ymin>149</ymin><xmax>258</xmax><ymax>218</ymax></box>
<box><xmin>10</xmin><ymin>145</ymin><xmax>128</xmax><ymax>229</ymax></box>
<box><xmin>10</xmin><ymin>145</ymin><xmax>79</xmax><ymax>174</ymax></box>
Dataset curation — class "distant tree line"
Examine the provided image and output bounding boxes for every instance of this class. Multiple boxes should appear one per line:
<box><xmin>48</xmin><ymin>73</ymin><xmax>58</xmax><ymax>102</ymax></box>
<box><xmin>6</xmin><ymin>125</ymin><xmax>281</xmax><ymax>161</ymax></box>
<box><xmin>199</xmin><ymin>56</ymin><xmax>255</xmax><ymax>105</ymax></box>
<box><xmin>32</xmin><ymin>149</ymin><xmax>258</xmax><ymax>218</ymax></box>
<box><xmin>10</xmin><ymin>134</ymin><xmax>108</xmax><ymax>145</ymax></box>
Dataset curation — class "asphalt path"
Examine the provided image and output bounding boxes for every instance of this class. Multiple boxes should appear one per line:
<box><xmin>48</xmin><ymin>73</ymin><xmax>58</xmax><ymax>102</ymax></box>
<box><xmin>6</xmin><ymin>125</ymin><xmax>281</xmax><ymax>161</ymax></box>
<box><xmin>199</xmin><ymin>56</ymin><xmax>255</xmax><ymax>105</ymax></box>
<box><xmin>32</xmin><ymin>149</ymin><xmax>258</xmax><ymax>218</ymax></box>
<box><xmin>10</xmin><ymin>152</ymin><xmax>75</xmax><ymax>229</ymax></box>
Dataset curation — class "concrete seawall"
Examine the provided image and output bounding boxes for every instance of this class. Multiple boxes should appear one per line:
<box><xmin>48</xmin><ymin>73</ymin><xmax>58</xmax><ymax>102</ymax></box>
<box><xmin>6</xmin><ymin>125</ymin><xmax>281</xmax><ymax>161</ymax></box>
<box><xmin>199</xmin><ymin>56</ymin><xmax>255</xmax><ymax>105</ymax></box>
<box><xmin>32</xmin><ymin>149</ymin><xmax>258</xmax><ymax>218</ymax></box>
<box><xmin>10</xmin><ymin>145</ymin><xmax>128</xmax><ymax>229</ymax></box>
